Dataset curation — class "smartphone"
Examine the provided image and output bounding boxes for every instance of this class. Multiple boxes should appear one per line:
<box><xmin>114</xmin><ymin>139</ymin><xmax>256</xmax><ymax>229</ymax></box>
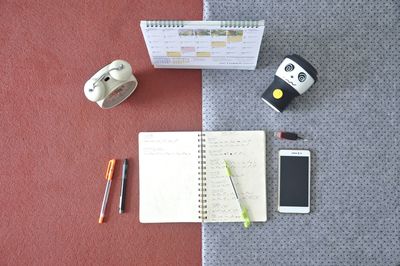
<box><xmin>278</xmin><ymin>150</ymin><xmax>311</xmax><ymax>213</ymax></box>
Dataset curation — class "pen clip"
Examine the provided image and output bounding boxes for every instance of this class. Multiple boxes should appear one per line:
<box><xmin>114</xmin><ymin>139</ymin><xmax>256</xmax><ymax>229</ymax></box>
<box><xmin>105</xmin><ymin>159</ymin><xmax>116</xmax><ymax>180</ymax></box>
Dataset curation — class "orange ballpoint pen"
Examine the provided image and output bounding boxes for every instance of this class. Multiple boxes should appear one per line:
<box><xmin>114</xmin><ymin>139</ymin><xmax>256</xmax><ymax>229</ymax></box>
<box><xmin>98</xmin><ymin>159</ymin><xmax>116</xmax><ymax>224</ymax></box>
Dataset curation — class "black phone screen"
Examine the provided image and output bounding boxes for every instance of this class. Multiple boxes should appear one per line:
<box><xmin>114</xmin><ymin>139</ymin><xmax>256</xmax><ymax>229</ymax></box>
<box><xmin>280</xmin><ymin>156</ymin><xmax>309</xmax><ymax>207</ymax></box>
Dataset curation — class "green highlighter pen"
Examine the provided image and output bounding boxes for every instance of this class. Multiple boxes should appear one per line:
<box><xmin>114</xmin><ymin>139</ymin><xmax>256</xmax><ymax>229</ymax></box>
<box><xmin>224</xmin><ymin>160</ymin><xmax>251</xmax><ymax>229</ymax></box>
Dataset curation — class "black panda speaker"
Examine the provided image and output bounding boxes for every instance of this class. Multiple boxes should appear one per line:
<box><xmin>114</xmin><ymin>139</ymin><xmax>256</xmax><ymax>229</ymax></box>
<box><xmin>261</xmin><ymin>54</ymin><xmax>318</xmax><ymax>112</ymax></box>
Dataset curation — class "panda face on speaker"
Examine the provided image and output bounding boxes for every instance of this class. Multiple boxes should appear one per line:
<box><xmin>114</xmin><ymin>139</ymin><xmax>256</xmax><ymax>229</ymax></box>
<box><xmin>261</xmin><ymin>54</ymin><xmax>318</xmax><ymax>112</ymax></box>
<box><xmin>275</xmin><ymin>58</ymin><xmax>315</xmax><ymax>95</ymax></box>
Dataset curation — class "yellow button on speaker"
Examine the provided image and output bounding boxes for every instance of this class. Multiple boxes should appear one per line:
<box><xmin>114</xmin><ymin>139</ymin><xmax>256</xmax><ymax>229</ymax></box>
<box><xmin>273</xmin><ymin>89</ymin><xmax>283</xmax><ymax>99</ymax></box>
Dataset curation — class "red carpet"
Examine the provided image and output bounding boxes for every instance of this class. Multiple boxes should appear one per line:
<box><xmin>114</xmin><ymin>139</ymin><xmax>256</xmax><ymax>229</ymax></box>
<box><xmin>0</xmin><ymin>1</ymin><xmax>202</xmax><ymax>265</ymax></box>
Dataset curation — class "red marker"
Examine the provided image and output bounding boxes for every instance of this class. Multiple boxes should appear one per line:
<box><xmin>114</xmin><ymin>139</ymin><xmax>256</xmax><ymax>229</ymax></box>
<box><xmin>275</xmin><ymin>131</ymin><xmax>308</xmax><ymax>141</ymax></box>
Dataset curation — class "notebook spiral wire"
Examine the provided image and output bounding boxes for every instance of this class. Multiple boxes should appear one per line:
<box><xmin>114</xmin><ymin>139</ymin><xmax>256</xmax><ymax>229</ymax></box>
<box><xmin>198</xmin><ymin>132</ymin><xmax>207</xmax><ymax>220</ymax></box>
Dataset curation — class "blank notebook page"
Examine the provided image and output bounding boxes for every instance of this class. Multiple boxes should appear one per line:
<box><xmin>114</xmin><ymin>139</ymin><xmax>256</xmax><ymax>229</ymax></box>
<box><xmin>204</xmin><ymin>131</ymin><xmax>267</xmax><ymax>222</ymax></box>
<box><xmin>139</xmin><ymin>132</ymin><xmax>200</xmax><ymax>223</ymax></box>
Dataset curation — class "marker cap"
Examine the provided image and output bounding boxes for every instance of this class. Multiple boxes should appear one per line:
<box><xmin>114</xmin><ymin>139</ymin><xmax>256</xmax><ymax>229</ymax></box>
<box><xmin>105</xmin><ymin>159</ymin><xmax>116</xmax><ymax>180</ymax></box>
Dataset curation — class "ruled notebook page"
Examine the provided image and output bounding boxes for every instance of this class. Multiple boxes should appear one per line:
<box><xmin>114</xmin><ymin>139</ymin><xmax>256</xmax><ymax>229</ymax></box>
<box><xmin>204</xmin><ymin>131</ymin><xmax>267</xmax><ymax>222</ymax></box>
<box><xmin>139</xmin><ymin>132</ymin><xmax>200</xmax><ymax>223</ymax></box>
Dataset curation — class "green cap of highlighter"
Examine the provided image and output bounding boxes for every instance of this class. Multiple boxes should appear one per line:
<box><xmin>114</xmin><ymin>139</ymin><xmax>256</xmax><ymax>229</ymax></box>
<box><xmin>241</xmin><ymin>207</ymin><xmax>251</xmax><ymax>229</ymax></box>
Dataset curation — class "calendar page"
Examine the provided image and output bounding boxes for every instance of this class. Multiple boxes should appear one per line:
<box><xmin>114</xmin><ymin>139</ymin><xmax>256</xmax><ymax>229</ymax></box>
<box><xmin>140</xmin><ymin>21</ymin><xmax>265</xmax><ymax>70</ymax></box>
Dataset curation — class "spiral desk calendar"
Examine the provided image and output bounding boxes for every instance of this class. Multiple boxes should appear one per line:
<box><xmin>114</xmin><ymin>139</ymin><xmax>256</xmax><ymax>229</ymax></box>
<box><xmin>140</xmin><ymin>20</ymin><xmax>265</xmax><ymax>70</ymax></box>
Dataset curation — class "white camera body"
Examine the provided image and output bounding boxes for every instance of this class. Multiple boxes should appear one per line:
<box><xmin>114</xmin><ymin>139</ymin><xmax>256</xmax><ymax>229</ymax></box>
<box><xmin>84</xmin><ymin>60</ymin><xmax>138</xmax><ymax>109</ymax></box>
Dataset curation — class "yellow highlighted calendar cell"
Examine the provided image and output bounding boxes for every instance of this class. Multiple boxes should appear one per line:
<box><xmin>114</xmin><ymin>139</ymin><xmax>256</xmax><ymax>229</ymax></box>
<box><xmin>196</xmin><ymin>52</ymin><xmax>211</xmax><ymax>57</ymax></box>
<box><xmin>227</xmin><ymin>35</ymin><xmax>243</xmax><ymax>43</ymax></box>
<box><xmin>211</xmin><ymin>41</ymin><xmax>226</xmax><ymax>48</ymax></box>
<box><xmin>227</xmin><ymin>30</ymin><xmax>243</xmax><ymax>43</ymax></box>
<box><xmin>166</xmin><ymin>51</ymin><xmax>181</xmax><ymax>57</ymax></box>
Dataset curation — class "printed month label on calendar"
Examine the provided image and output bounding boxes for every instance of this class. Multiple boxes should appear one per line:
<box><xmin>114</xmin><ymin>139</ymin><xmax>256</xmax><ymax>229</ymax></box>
<box><xmin>140</xmin><ymin>21</ymin><xmax>265</xmax><ymax>70</ymax></box>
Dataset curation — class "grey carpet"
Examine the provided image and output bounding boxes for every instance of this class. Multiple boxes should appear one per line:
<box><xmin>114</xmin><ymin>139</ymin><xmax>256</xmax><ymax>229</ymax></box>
<box><xmin>202</xmin><ymin>1</ymin><xmax>400</xmax><ymax>265</ymax></box>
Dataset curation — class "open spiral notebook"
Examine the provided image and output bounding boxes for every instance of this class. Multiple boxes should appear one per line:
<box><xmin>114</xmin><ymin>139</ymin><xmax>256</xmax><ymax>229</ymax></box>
<box><xmin>139</xmin><ymin>131</ymin><xmax>267</xmax><ymax>223</ymax></box>
<box><xmin>140</xmin><ymin>20</ymin><xmax>265</xmax><ymax>70</ymax></box>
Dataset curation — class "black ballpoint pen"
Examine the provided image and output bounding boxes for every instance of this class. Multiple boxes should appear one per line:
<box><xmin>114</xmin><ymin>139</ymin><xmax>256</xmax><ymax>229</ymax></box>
<box><xmin>119</xmin><ymin>159</ymin><xmax>128</xmax><ymax>214</ymax></box>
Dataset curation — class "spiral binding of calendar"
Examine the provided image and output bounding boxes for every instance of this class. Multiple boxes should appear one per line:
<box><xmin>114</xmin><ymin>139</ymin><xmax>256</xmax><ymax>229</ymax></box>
<box><xmin>220</xmin><ymin>20</ymin><xmax>260</xmax><ymax>28</ymax></box>
<box><xmin>146</xmin><ymin>20</ymin><xmax>184</xmax><ymax>27</ymax></box>
<box><xmin>145</xmin><ymin>20</ymin><xmax>260</xmax><ymax>28</ymax></box>
<box><xmin>197</xmin><ymin>132</ymin><xmax>207</xmax><ymax>221</ymax></box>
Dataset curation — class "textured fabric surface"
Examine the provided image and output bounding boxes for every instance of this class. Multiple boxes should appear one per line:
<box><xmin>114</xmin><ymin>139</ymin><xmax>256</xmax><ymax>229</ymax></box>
<box><xmin>0</xmin><ymin>1</ymin><xmax>202</xmax><ymax>265</ymax></box>
<box><xmin>202</xmin><ymin>1</ymin><xmax>399</xmax><ymax>265</ymax></box>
